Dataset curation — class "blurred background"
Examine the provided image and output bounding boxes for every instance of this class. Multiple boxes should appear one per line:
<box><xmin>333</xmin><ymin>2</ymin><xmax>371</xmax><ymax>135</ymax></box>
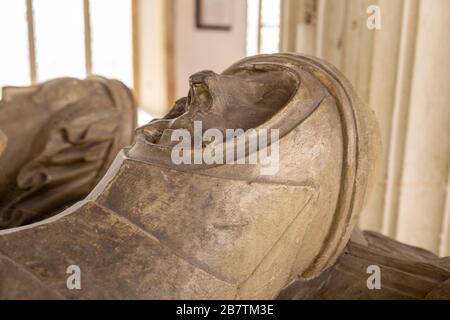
<box><xmin>0</xmin><ymin>0</ymin><xmax>449</xmax><ymax>255</ymax></box>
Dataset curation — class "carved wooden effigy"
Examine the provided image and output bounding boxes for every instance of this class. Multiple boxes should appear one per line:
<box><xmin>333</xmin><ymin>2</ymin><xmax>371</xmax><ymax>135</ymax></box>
<box><xmin>0</xmin><ymin>77</ymin><xmax>136</xmax><ymax>229</ymax></box>
<box><xmin>0</xmin><ymin>54</ymin><xmax>448</xmax><ymax>299</ymax></box>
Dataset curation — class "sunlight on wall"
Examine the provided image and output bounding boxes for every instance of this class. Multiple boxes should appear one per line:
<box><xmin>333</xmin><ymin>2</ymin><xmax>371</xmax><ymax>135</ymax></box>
<box><xmin>90</xmin><ymin>0</ymin><xmax>133</xmax><ymax>87</ymax></box>
<box><xmin>246</xmin><ymin>0</ymin><xmax>259</xmax><ymax>56</ymax></box>
<box><xmin>260</xmin><ymin>0</ymin><xmax>280</xmax><ymax>54</ymax></box>
<box><xmin>246</xmin><ymin>0</ymin><xmax>281</xmax><ymax>56</ymax></box>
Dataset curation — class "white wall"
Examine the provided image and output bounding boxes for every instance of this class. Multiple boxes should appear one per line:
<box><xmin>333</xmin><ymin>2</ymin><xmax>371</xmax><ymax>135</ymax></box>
<box><xmin>174</xmin><ymin>0</ymin><xmax>247</xmax><ymax>99</ymax></box>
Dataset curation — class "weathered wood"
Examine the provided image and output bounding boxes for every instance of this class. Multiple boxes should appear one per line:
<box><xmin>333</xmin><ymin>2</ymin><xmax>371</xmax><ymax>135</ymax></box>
<box><xmin>0</xmin><ymin>54</ymin><xmax>382</xmax><ymax>299</ymax></box>
<box><xmin>278</xmin><ymin>230</ymin><xmax>450</xmax><ymax>300</ymax></box>
<box><xmin>0</xmin><ymin>77</ymin><xmax>136</xmax><ymax>229</ymax></box>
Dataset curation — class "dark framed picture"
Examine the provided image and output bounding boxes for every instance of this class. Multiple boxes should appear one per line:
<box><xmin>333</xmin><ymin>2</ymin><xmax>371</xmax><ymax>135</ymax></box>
<box><xmin>195</xmin><ymin>0</ymin><xmax>232</xmax><ymax>31</ymax></box>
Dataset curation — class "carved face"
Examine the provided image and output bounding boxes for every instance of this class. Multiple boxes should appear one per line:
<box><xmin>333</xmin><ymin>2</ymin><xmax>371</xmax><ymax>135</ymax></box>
<box><xmin>115</xmin><ymin>58</ymin><xmax>346</xmax><ymax>298</ymax></box>
<box><xmin>120</xmin><ymin>54</ymin><xmax>379</xmax><ymax>299</ymax></box>
<box><xmin>138</xmin><ymin>67</ymin><xmax>297</xmax><ymax>145</ymax></box>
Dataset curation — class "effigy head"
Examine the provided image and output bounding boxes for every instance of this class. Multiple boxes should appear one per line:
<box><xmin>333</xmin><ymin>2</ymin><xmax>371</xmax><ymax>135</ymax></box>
<box><xmin>93</xmin><ymin>53</ymin><xmax>379</xmax><ymax>298</ymax></box>
<box><xmin>0</xmin><ymin>54</ymin><xmax>380</xmax><ymax>299</ymax></box>
<box><xmin>0</xmin><ymin>77</ymin><xmax>136</xmax><ymax>229</ymax></box>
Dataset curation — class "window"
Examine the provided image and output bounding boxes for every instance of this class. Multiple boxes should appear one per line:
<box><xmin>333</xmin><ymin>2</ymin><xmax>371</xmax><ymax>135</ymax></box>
<box><xmin>33</xmin><ymin>0</ymin><xmax>86</xmax><ymax>81</ymax></box>
<box><xmin>0</xmin><ymin>0</ymin><xmax>30</xmax><ymax>91</ymax></box>
<box><xmin>246</xmin><ymin>0</ymin><xmax>281</xmax><ymax>56</ymax></box>
<box><xmin>0</xmin><ymin>0</ymin><xmax>134</xmax><ymax>96</ymax></box>
<box><xmin>90</xmin><ymin>0</ymin><xmax>133</xmax><ymax>87</ymax></box>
